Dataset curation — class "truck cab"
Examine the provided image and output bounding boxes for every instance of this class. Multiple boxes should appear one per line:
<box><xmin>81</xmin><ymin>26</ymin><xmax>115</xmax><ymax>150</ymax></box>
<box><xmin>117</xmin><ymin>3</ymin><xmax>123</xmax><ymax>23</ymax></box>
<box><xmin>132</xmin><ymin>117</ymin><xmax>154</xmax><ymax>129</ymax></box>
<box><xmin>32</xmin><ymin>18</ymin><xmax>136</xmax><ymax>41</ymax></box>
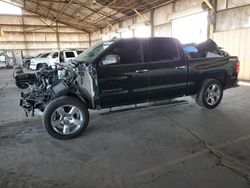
<box><xmin>76</xmin><ymin>38</ymin><xmax>238</xmax><ymax>109</ymax></box>
<box><xmin>77</xmin><ymin>38</ymin><xmax>188</xmax><ymax>108</ymax></box>
<box><xmin>49</xmin><ymin>50</ymin><xmax>83</xmax><ymax>68</ymax></box>
<box><xmin>59</xmin><ymin>51</ymin><xmax>82</xmax><ymax>64</ymax></box>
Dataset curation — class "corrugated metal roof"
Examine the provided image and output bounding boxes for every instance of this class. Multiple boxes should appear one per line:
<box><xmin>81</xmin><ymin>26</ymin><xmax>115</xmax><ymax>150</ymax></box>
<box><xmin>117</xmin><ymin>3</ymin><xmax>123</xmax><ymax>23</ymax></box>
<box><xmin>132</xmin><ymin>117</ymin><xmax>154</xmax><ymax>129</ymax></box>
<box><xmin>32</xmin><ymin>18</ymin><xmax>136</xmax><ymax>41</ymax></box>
<box><xmin>7</xmin><ymin>0</ymin><xmax>171</xmax><ymax>33</ymax></box>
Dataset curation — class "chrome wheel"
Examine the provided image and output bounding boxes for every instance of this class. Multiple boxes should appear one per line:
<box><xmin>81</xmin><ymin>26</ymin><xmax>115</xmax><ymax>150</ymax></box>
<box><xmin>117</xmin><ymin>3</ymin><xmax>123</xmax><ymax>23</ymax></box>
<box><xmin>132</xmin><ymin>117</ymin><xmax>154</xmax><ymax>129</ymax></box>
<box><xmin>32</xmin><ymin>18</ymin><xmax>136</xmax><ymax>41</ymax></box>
<box><xmin>51</xmin><ymin>105</ymin><xmax>84</xmax><ymax>135</ymax></box>
<box><xmin>205</xmin><ymin>84</ymin><xmax>221</xmax><ymax>106</ymax></box>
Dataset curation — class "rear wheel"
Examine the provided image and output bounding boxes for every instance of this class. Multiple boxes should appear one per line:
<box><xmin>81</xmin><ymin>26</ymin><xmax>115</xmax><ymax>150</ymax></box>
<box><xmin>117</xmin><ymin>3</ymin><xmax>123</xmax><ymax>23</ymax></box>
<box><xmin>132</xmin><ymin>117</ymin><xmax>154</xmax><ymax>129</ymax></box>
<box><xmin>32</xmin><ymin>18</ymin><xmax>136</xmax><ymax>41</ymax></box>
<box><xmin>43</xmin><ymin>96</ymin><xmax>89</xmax><ymax>140</ymax></box>
<box><xmin>195</xmin><ymin>79</ymin><xmax>223</xmax><ymax>109</ymax></box>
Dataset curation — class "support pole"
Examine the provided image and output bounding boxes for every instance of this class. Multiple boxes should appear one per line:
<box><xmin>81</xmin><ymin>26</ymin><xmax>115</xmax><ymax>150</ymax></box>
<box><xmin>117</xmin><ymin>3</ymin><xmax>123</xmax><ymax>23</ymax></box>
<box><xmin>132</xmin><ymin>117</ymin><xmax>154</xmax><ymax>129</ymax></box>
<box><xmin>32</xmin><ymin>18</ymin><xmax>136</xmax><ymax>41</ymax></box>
<box><xmin>150</xmin><ymin>9</ymin><xmax>155</xmax><ymax>37</ymax></box>
<box><xmin>88</xmin><ymin>33</ymin><xmax>92</xmax><ymax>47</ymax></box>
<box><xmin>56</xmin><ymin>22</ymin><xmax>60</xmax><ymax>50</ymax></box>
<box><xmin>21</xmin><ymin>14</ymin><xmax>28</xmax><ymax>57</ymax></box>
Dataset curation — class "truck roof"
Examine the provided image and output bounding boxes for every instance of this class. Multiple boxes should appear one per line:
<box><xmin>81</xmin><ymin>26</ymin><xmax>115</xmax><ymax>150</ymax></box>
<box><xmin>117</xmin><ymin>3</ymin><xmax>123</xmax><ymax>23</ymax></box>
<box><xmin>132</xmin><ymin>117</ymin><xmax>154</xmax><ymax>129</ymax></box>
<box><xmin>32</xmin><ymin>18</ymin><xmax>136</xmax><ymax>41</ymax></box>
<box><xmin>109</xmin><ymin>37</ymin><xmax>178</xmax><ymax>43</ymax></box>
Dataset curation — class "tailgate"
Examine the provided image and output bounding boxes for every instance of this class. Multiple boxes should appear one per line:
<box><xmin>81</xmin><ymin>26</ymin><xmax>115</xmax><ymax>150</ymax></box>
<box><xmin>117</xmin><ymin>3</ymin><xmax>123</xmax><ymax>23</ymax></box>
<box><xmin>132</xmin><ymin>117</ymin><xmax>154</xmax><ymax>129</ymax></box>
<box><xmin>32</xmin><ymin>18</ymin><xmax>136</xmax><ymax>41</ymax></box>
<box><xmin>227</xmin><ymin>56</ymin><xmax>239</xmax><ymax>88</ymax></box>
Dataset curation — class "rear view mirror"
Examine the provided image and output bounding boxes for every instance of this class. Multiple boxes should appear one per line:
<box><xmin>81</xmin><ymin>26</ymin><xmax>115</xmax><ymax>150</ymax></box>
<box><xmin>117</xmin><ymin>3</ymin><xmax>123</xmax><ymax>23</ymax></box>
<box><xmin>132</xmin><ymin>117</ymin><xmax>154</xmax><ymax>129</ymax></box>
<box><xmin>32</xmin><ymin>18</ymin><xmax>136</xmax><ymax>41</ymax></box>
<box><xmin>102</xmin><ymin>55</ymin><xmax>120</xmax><ymax>65</ymax></box>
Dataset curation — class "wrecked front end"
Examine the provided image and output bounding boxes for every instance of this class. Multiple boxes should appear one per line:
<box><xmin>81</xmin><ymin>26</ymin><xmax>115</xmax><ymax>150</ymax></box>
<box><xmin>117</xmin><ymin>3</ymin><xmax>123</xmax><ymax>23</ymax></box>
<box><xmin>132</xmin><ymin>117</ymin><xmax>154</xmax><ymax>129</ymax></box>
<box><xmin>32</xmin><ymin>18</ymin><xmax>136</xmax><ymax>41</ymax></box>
<box><xmin>16</xmin><ymin>69</ymin><xmax>61</xmax><ymax>116</ymax></box>
<box><xmin>15</xmin><ymin>62</ymin><xmax>97</xmax><ymax>117</ymax></box>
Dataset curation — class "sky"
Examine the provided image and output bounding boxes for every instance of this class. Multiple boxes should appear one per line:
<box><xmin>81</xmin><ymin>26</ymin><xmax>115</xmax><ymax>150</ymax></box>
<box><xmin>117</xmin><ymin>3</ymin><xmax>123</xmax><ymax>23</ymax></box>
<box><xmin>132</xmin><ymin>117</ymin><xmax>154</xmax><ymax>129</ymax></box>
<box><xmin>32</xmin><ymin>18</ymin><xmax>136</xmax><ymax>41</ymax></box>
<box><xmin>0</xmin><ymin>1</ymin><xmax>22</xmax><ymax>15</ymax></box>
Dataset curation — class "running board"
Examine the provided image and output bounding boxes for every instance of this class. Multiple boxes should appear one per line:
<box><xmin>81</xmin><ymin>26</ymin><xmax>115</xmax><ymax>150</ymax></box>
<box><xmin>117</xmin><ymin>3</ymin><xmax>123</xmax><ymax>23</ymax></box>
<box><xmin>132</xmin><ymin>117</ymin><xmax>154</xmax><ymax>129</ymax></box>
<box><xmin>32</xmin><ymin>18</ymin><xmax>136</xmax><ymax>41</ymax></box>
<box><xmin>99</xmin><ymin>99</ymin><xmax>188</xmax><ymax>115</ymax></box>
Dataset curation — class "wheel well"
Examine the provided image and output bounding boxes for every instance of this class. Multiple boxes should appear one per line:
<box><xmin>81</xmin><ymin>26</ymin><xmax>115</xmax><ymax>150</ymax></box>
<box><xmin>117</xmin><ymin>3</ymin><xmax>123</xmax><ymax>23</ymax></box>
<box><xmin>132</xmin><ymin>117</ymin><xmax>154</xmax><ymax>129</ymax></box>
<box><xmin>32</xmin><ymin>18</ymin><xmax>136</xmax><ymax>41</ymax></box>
<box><xmin>36</xmin><ymin>63</ymin><xmax>41</xmax><ymax>69</ymax></box>
<box><xmin>200</xmin><ymin>72</ymin><xmax>227</xmax><ymax>88</ymax></box>
<box><xmin>36</xmin><ymin>63</ymin><xmax>48</xmax><ymax>69</ymax></box>
<box><xmin>66</xmin><ymin>93</ymin><xmax>93</xmax><ymax>109</ymax></box>
<box><xmin>36</xmin><ymin>63</ymin><xmax>44</xmax><ymax>70</ymax></box>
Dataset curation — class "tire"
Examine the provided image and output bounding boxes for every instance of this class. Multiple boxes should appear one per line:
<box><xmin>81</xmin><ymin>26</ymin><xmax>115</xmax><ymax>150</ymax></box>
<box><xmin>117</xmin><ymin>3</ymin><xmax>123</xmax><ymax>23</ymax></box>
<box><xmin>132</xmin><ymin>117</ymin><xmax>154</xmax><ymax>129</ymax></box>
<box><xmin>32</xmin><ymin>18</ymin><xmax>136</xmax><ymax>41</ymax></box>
<box><xmin>43</xmin><ymin>96</ymin><xmax>89</xmax><ymax>140</ymax></box>
<box><xmin>16</xmin><ymin>82</ymin><xmax>29</xmax><ymax>90</ymax></box>
<box><xmin>13</xmin><ymin>66</ymin><xmax>24</xmax><ymax>78</ymax></box>
<box><xmin>36</xmin><ymin>64</ymin><xmax>42</xmax><ymax>70</ymax></box>
<box><xmin>195</xmin><ymin>79</ymin><xmax>223</xmax><ymax>109</ymax></box>
<box><xmin>37</xmin><ymin>64</ymin><xmax>48</xmax><ymax>70</ymax></box>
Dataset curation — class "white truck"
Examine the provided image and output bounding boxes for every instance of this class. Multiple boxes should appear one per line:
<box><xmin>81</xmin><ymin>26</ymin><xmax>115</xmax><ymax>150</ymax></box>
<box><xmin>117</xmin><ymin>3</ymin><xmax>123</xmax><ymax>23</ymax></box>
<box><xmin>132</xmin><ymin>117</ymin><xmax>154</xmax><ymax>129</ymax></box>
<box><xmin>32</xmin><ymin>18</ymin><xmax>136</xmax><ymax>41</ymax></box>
<box><xmin>29</xmin><ymin>50</ymin><xmax>83</xmax><ymax>70</ymax></box>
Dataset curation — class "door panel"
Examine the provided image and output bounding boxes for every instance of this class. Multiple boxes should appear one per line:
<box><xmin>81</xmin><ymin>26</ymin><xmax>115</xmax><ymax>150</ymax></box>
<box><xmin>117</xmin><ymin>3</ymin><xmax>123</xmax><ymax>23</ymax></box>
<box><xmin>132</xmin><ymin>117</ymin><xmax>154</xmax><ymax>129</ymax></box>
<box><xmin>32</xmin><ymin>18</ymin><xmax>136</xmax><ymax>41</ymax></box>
<box><xmin>96</xmin><ymin>40</ymin><xmax>148</xmax><ymax>108</ymax></box>
<box><xmin>143</xmin><ymin>38</ymin><xmax>188</xmax><ymax>101</ymax></box>
<box><xmin>148</xmin><ymin>60</ymin><xmax>187</xmax><ymax>100</ymax></box>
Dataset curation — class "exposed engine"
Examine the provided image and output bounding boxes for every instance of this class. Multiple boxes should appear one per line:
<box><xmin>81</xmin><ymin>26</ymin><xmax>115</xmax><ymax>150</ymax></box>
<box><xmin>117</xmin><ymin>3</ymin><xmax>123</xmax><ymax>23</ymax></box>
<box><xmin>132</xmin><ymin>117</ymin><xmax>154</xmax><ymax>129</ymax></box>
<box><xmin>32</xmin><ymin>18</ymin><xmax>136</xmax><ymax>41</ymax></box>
<box><xmin>14</xmin><ymin>63</ymin><xmax>80</xmax><ymax>116</ymax></box>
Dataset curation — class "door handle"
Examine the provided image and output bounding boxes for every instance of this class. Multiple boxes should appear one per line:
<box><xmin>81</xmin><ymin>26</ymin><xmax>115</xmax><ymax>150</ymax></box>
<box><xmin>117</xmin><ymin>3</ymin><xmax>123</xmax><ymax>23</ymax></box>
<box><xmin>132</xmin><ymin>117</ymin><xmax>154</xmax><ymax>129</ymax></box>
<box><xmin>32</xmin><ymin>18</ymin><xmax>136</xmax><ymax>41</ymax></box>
<box><xmin>135</xmin><ymin>69</ymin><xmax>148</xmax><ymax>73</ymax></box>
<box><xmin>175</xmin><ymin>66</ymin><xmax>186</xmax><ymax>70</ymax></box>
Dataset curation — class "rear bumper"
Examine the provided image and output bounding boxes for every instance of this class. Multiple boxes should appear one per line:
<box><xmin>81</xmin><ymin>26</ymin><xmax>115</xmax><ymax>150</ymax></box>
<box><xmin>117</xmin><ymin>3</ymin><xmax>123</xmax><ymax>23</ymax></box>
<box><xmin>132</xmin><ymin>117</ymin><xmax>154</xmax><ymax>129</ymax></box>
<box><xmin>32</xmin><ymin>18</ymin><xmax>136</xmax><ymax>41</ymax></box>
<box><xmin>225</xmin><ymin>76</ymin><xmax>239</xmax><ymax>89</ymax></box>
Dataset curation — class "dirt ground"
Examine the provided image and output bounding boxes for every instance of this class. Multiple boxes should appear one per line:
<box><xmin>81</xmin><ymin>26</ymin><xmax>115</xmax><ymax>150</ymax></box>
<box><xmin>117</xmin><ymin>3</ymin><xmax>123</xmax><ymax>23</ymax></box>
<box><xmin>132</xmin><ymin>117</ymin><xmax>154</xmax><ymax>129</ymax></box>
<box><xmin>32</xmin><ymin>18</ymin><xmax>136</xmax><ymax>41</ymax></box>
<box><xmin>0</xmin><ymin>69</ymin><xmax>250</xmax><ymax>188</ymax></box>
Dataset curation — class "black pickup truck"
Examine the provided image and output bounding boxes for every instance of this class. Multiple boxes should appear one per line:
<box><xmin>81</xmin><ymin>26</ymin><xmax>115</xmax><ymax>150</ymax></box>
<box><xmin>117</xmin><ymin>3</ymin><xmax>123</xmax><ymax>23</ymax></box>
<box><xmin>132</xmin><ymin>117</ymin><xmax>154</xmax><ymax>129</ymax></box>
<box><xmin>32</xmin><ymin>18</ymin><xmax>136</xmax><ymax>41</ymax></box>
<box><xmin>16</xmin><ymin>37</ymin><xmax>239</xmax><ymax>139</ymax></box>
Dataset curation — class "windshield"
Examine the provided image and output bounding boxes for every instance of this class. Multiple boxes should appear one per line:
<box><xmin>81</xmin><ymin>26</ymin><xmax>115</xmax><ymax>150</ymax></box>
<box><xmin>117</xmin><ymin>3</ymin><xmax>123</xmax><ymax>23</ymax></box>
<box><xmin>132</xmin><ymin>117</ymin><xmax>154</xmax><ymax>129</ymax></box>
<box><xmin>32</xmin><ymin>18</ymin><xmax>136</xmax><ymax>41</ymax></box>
<box><xmin>40</xmin><ymin>53</ymin><xmax>50</xmax><ymax>58</ymax></box>
<box><xmin>35</xmin><ymin>53</ymin><xmax>43</xmax><ymax>58</ymax></box>
<box><xmin>75</xmin><ymin>41</ymin><xmax>114</xmax><ymax>62</ymax></box>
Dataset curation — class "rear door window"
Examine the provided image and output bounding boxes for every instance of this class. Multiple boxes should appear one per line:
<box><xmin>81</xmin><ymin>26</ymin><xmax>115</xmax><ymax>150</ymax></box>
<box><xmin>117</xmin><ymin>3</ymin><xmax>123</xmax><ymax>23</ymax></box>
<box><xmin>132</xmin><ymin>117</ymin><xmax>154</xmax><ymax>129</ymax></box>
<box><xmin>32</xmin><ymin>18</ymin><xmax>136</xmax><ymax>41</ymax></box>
<box><xmin>144</xmin><ymin>38</ymin><xmax>180</xmax><ymax>62</ymax></box>
<box><xmin>65</xmin><ymin>52</ymin><xmax>75</xmax><ymax>58</ymax></box>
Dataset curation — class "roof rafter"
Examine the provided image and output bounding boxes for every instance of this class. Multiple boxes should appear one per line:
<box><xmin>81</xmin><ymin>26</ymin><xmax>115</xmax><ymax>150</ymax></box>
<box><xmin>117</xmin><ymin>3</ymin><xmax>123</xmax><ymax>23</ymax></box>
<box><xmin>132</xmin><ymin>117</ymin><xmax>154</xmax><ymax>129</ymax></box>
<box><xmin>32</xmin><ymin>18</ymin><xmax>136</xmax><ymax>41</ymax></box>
<box><xmin>1</xmin><ymin>0</ymin><xmax>172</xmax><ymax>33</ymax></box>
<box><xmin>50</xmin><ymin>0</ymin><xmax>74</xmax><ymax>25</ymax></box>
<box><xmin>25</xmin><ymin>0</ymin><xmax>100</xmax><ymax>32</ymax></box>
<box><xmin>73</xmin><ymin>0</ymin><xmax>120</xmax><ymax>22</ymax></box>
<box><xmin>79</xmin><ymin>0</ymin><xmax>117</xmax><ymax>23</ymax></box>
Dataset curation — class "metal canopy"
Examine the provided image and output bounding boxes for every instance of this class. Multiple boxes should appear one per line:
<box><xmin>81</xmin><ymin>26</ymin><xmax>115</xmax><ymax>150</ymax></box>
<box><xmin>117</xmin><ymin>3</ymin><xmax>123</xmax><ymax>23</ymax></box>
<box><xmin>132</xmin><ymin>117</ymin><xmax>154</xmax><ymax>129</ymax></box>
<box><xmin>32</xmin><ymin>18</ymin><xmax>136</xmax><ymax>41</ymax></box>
<box><xmin>4</xmin><ymin>0</ymin><xmax>170</xmax><ymax>33</ymax></box>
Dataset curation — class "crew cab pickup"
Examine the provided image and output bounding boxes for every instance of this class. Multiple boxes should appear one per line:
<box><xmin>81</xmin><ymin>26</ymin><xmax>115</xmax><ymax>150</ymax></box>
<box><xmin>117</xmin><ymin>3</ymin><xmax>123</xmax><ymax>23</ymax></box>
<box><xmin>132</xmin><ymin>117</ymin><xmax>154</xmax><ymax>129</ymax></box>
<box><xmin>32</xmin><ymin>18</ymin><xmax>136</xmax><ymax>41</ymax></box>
<box><xmin>76</xmin><ymin>38</ymin><xmax>238</xmax><ymax>109</ymax></box>
<box><xmin>16</xmin><ymin>37</ymin><xmax>239</xmax><ymax>139</ymax></box>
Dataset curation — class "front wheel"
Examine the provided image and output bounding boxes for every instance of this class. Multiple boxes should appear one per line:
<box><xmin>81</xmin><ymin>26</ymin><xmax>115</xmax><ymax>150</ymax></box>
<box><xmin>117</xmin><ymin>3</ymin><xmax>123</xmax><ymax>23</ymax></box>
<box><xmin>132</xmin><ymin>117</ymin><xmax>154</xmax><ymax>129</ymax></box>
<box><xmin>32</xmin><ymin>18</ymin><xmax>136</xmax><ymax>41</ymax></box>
<box><xmin>37</xmin><ymin>63</ymin><xmax>48</xmax><ymax>70</ymax></box>
<box><xmin>43</xmin><ymin>96</ymin><xmax>89</xmax><ymax>140</ymax></box>
<box><xmin>195</xmin><ymin>79</ymin><xmax>223</xmax><ymax>109</ymax></box>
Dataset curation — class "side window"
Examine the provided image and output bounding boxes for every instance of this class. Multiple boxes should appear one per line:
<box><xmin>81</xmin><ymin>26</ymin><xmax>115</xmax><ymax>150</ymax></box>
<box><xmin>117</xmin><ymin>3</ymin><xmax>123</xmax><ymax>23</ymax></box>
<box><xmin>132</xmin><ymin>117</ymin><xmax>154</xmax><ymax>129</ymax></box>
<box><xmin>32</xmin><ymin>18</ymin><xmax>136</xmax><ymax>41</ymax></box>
<box><xmin>52</xmin><ymin>52</ymin><xmax>58</xmax><ymax>58</ymax></box>
<box><xmin>106</xmin><ymin>40</ymin><xmax>142</xmax><ymax>65</ymax></box>
<box><xmin>76</xmin><ymin>51</ymin><xmax>83</xmax><ymax>55</ymax></box>
<box><xmin>65</xmin><ymin>52</ymin><xmax>75</xmax><ymax>58</ymax></box>
<box><xmin>144</xmin><ymin>38</ymin><xmax>180</xmax><ymax>62</ymax></box>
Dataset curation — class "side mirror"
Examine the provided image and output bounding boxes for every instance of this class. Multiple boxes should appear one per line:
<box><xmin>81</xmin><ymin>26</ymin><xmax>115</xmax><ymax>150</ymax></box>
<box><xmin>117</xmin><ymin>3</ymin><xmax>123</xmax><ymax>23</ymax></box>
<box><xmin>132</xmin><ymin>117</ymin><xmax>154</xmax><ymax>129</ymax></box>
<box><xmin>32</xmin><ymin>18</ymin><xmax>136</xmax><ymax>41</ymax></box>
<box><xmin>102</xmin><ymin>55</ymin><xmax>120</xmax><ymax>65</ymax></box>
